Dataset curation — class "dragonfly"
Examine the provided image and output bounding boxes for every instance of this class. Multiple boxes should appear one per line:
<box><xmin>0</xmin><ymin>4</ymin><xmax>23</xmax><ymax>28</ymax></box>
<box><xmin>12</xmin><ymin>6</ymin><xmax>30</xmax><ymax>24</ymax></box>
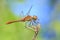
<box><xmin>6</xmin><ymin>6</ymin><xmax>39</xmax><ymax>27</ymax></box>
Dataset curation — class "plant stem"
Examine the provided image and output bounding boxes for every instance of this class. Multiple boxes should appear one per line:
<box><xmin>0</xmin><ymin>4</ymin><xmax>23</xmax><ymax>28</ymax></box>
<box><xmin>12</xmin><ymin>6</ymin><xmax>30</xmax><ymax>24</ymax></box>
<box><xmin>32</xmin><ymin>31</ymin><xmax>39</xmax><ymax>40</ymax></box>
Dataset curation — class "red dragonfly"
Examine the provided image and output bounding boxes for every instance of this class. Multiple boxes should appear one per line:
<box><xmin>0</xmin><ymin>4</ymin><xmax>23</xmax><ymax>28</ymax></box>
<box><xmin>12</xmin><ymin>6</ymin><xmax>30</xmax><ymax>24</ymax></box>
<box><xmin>6</xmin><ymin>6</ymin><xmax>39</xmax><ymax>27</ymax></box>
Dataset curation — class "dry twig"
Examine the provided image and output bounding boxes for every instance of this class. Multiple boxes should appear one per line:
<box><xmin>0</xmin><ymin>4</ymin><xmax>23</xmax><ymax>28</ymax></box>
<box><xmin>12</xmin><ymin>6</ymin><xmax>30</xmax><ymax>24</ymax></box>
<box><xmin>25</xmin><ymin>24</ymin><xmax>40</xmax><ymax>40</ymax></box>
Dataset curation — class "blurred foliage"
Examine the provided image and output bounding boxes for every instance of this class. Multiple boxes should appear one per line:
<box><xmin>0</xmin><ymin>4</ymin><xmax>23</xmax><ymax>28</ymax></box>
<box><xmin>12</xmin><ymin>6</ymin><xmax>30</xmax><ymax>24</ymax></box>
<box><xmin>49</xmin><ymin>0</ymin><xmax>57</xmax><ymax>6</ymax></box>
<box><xmin>50</xmin><ymin>20</ymin><xmax>60</xmax><ymax>40</ymax></box>
<box><xmin>0</xmin><ymin>0</ymin><xmax>40</xmax><ymax>40</ymax></box>
<box><xmin>18</xmin><ymin>0</ymin><xmax>25</xmax><ymax>3</ymax></box>
<box><xmin>51</xmin><ymin>20</ymin><xmax>60</xmax><ymax>34</ymax></box>
<box><xmin>50</xmin><ymin>1</ymin><xmax>60</xmax><ymax>39</ymax></box>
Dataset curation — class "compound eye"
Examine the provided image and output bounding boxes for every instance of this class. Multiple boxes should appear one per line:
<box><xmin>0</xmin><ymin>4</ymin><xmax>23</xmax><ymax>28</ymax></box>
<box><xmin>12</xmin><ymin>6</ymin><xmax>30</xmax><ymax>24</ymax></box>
<box><xmin>34</xmin><ymin>16</ymin><xmax>37</xmax><ymax>18</ymax></box>
<box><xmin>33</xmin><ymin>16</ymin><xmax>37</xmax><ymax>20</ymax></box>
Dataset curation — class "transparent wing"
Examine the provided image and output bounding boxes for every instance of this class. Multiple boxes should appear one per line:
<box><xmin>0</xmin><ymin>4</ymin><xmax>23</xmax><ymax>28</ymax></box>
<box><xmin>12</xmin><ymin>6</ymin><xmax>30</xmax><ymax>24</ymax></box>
<box><xmin>25</xmin><ymin>5</ymin><xmax>33</xmax><ymax>16</ymax></box>
<box><xmin>19</xmin><ymin>11</ymin><xmax>25</xmax><ymax>18</ymax></box>
<box><xmin>27</xmin><ymin>5</ymin><xmax>32</xmax><ymax>15</ymax></box>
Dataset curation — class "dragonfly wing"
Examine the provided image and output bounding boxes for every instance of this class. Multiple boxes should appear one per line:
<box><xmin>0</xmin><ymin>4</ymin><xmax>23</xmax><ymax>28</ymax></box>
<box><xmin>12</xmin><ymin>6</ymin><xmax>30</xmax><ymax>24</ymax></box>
<box><xmin>20</xmin><ymin>11</ymin><xmax>25</xmax><ymax>18</ymax></box>
<box><xmin>25</xmin><ymin>5</ymin><xmax>33</xmax><ymax>16</ymax></box>
<box><xmin>26</xmin><ymin>5</ymin><xmax>32</xmax><ymax>15</ymax></box>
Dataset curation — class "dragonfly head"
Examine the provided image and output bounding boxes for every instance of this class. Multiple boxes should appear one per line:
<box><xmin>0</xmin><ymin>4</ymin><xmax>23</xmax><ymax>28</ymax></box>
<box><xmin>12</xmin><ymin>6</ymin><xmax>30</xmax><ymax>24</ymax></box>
<box><xmin>32</xmin><ymin>16</ymin><xmax>37</xmax><ymax>20</ymax></box>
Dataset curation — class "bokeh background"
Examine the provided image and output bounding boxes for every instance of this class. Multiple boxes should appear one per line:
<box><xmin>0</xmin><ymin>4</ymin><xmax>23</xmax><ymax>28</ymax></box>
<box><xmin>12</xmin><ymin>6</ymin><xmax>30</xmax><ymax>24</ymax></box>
<box><xmin>0</xmin><ymin>0</ymin><xmax>60</xmax><ymax>40</ymax></box>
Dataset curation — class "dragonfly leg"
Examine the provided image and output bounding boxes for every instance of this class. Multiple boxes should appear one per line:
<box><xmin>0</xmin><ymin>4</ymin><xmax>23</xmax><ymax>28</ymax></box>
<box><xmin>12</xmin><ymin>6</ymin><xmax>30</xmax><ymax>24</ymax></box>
<box><xmin>24</xmin><ymin>21</ymin><xmax>31</xmax><ymax>28</ymax></box>
<box><xmin>24</xmin><ymin>22</ymin><xmax>35</xmax><ymax>32</ymax></box>
<box><xmin>28</xmin><ymin>21</ymin><xmax>32</xmax><ymax>27</ymax></box>
<box><xmin>34</xmin><ymin>20</ymin><xmax>39</xmax><ymax>24</ymax></box>
<box><xmin>25</xmin><ymin>22</ymin><xmax>28</xmax><ymax>28</ymax></box>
